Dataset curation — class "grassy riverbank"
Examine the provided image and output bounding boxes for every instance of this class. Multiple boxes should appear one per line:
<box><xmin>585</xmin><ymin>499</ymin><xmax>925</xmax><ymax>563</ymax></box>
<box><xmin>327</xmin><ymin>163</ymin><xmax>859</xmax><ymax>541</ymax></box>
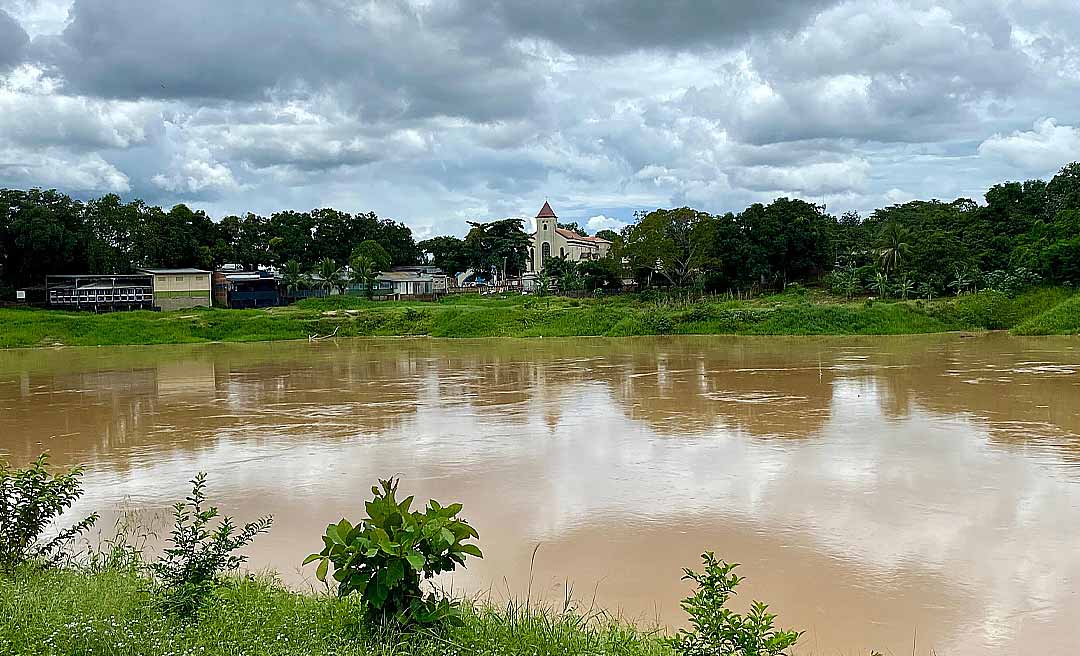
<box><xmin>1</xmin><ymin>287</ymin><xmax>1076</xmax><ymax>348</ymax></box>
<box><xmin>0</xmin><ymin>566</ymin><xmax>668</xmax><ymax>656</ymax></box>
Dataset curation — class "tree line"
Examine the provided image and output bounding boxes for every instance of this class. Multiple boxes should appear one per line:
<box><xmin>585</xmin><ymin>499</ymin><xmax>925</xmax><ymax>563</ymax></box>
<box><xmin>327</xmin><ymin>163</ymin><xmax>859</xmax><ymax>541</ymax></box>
<box><xmin>3</xmin><ymin>161</ymin><xmax>1078</xmax><ymax>298</ymax></box>
<box><xmin>0</xmin><ymin>190</ymin><xmax>421</xmax><ymax>293</ymax></box>
<box><xmin>536</xmin><ymin>162</ymin><xmax>1080</xmax><ymax>297</ymax></box>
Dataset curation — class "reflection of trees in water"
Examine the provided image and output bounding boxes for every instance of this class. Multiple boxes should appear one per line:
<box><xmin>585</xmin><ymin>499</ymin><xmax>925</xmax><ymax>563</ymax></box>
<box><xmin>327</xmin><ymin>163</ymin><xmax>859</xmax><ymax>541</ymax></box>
<box><xmin>864</xmin><ymin>335</ymin><xmax>1080</xmax><ymax>462</ymax></box>
<box><xmin>3</xmin><ymin>335</ymin><xmax>1078</xmax><ymax>469</ymax></box>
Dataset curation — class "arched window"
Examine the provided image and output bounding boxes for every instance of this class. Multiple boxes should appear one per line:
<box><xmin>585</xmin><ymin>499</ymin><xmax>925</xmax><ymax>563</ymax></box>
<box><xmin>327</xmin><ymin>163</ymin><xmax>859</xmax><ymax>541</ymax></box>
<box><xmin>542</xmin><ymin>242</ymin><xmax>551</xmax><ymax>264</ymax></box>
<box><xmin>529</xmin><ymin>248</ymin><xmax>534</xmax><ymax>270</ymax></box>
<box><xmin>560</xmin><ymin>247</ymin><xmax>565</xmax><ymax>258</ymax></box>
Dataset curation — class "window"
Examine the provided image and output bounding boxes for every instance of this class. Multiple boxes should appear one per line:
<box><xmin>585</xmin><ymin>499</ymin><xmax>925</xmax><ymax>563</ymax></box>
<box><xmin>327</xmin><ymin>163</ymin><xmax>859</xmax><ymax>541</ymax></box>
<box><xmin>560</xmin><ymin>247</ymin><xmax>565</xmax><ymax>258</ymax></box>
<box><xmin>175</xmin><ymin>276</ymin><xmax>185</xmax><ymax>282</ymax></box>
<box><xmin>542</xmin><ymin>223</ymin><xmax>548</xmax><ymax>231</ymax></box>
<box><xmin>542</xmin><ymin>242</ymin><xmax>551</xmax><ymax>263</ymax></box>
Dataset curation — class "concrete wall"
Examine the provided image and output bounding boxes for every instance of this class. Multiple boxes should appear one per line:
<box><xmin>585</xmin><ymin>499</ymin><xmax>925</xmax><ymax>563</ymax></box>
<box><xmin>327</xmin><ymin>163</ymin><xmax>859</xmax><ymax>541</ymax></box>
<box><xmin>151</xmin><ymin>273</ymin><xmax>212</xmax><ymax>310</ymax></box>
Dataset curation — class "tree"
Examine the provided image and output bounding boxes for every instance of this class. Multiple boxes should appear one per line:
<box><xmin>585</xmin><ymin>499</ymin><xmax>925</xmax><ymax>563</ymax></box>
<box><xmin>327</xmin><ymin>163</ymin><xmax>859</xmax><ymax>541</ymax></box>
<box><xmin>558</xmin><ymin>222</ymin><xmax>588</xmax><ymax>236</ymax></box>
<box><xmin>280</xmin><ymin>260</ymin><xmax>309</xmax><ymax>298</ymax></box>
<box><xmin>314</xmin><ymin>257</ymin><xmax>345</xmax><ymax>294</ymax></box>
<box><xmin>349</xmin><ymin>253</ymin><xmax>378</xmax><ymax>298</ymax></box>
<box><xmin>355</xmin><ymin>240</ymin><xmax>392</xmax><ymax>273</ymax></box>
<box><xmin>579</xmin><ymin>257</ymin><xmax>623</xmax><ymax>292</ymax></box>
<box><xmin>464</xmin><ymin>218</ymin><xmax>529</xmax><ymax>280</ymax></box>
<box><xmin>594</xmin><ymin>229</ymin><xmax>620</xmax><ymax>243</ymax></box>
<box><xmin>876</xmin><ymin>221</ymin><xmax>911</xmax><ymax>275</ymax></box>
<box><xmin>1047</xmin><ymin>162</ymin><xmax>1080</xmax><ymax>216</ymax></box>
<box><xmin>620</xmin><ymin>208</ymin><xmax>715</xmax><ymax>288</ymax></box>
<box><xmin>419</xmin><ymin>236</ymin><xmax>471</xmax><ymax>277</ymax></box>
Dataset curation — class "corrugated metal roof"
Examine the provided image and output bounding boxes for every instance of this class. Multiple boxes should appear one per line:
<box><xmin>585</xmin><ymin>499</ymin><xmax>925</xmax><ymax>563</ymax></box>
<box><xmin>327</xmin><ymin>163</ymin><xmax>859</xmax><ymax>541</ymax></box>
<box><xmin>138</xmin><ymin>268</ymin><xmax>211</xmax><ymax>274</ymax></box>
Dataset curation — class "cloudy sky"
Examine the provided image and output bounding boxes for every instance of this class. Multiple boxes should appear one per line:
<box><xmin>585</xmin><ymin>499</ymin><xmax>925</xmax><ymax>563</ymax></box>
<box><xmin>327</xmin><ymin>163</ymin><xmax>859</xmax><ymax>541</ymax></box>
<box><xmin>1</xmin><ymin>0</ymin><xmax>1078</xmax><ymax>238</ymax></box>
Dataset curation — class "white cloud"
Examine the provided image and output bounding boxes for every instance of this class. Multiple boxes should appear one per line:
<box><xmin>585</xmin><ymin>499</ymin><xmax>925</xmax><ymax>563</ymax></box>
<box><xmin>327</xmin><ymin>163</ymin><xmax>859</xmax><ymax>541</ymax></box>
<box><xmin>977</xmin><ymin>118</ymin><xmax>1080</xmax><ymax>173</ymax></box>
<box><xmin>586</xmin><ymin>215</ymin><xmax>630</xmax><ymax>233</ymax></box>
<box><xmin>0</xmin><ymin>147</ymin><xmax>129</xmax><ymax>191</ymax></box>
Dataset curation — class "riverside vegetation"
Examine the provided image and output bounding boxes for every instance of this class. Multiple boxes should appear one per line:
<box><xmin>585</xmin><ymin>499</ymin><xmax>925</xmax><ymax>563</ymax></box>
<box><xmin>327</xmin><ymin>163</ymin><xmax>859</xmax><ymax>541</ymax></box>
<box><xmin>0</xmin><ymin>285</ymin><xmax>1078</xmax><ymax>349</ymax></box>
<box><xmin>1</xmin><ymin>455</ymin><xmax>801</xmax><ymax>656</ymax></box>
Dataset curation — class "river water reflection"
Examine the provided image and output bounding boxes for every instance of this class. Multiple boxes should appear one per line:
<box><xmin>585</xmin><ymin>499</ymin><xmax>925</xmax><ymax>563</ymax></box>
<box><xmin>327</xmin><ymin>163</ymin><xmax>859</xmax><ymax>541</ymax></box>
<box><xmin>1</xmin><ymin>334</ymin><xmax>1079</xmax><ymax>654</ymax></box>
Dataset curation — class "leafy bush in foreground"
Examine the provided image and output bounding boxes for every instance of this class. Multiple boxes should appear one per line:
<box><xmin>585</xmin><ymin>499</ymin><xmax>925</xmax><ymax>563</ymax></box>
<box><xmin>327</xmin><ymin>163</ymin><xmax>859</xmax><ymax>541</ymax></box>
<box><xmin>305</xmin><ymin>477</ymin><xmax>482</xmax><ymax>626</ymax></box>
<box><xmin>670</xmin><ymin>552</ymin><xmax>800</xmax><ymax>656</ymax></box>
<box><xmin>151</xmin><ymin>473</ymin><xmax>273</xmax><ymax>616</ymax></box>
<box><xmin>0</xmin><ymin>453</ymin><xmax>98</xmax><ymax>571</ymax></box>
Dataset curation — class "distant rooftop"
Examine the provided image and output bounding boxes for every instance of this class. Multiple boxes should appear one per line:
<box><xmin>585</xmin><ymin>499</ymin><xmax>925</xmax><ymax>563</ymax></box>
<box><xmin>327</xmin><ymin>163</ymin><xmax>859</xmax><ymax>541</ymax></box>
<box><xmin>138</xmin><ymin>268</ymin><xmax>210</xmax><ymax>274</ymax></box>
<box><xmin>555</xmin><ymin>228</ymin><xmax>611</xmax><ymax>244</ymax></box>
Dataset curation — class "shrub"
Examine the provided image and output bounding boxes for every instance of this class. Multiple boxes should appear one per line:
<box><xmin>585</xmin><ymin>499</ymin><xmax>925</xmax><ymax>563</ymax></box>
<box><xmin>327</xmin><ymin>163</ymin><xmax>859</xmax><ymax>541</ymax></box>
<box><xmin>151</xmin><ymin>473</ymin><xmax>273</xmax><ymax>616</ymax></box>
<box><xmin>305</xmin><ymin>477</ymin><xmax>482</xmax><ymax>626</ymax></box>
<box><xmin>669</xmin><ymin>552</ymin><xmax>800</xmax><ymax>656</ymax></box>
<box><xmin>0</xmin><ymin>453</ymin><xmax>98</xmax><ymax>571</ymax></box>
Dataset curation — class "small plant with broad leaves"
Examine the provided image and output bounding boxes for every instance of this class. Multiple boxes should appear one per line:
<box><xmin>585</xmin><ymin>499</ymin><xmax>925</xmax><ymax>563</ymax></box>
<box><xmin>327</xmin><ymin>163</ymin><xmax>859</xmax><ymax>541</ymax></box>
<box><xmin>670</xmin><ymin>552</ymin><xmax>800</xmax><ymax>656</ymax></box>
<box><xmin>305</xmin><ymin>477</ymin><xmax>482</xmax><ymax>627</ymax></box>
<box><xmin>151</xmin><ymin>472</ymin><xmax>272</xmax><ymax>616</ymax></box>
<box><xmin>0</xmin><ymin>453</ymin><xmax>98</xmax><ymax>571</ymax></box>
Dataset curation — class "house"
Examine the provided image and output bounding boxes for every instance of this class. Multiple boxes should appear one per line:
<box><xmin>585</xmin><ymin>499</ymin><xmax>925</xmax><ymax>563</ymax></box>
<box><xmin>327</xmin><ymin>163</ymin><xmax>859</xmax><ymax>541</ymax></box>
<box><xmin>388</xmin><ymin>265</ymin><xmax>450</xmax><ymax>292</ymax></box>
<box><xmin>137</xmin><ymin>268</ymin><xmax>212</xmax><ymax>311</ymax></box>
<box><xmin>46</xmin><ymin>274</ymin><xmax>154</xmax><ymax>311</ymax></box>
<box><xmin>527</xmin><ymin>201</ymin><xmax>611</xmax><ymax>273</ymax></box>
<box><xmin>212</xmin><ymin>270</ymin><xmax>281</xmax><ymax>308</ymax></box>
<box><xmin>375</xmin><ymin>270</ymin><xmax>436</xmax><ymax>299</ymax></box>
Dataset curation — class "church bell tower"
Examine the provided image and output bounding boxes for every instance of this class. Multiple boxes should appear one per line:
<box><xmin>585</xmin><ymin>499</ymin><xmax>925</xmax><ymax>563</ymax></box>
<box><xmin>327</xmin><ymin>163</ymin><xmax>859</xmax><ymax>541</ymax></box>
<box><xmin>534</xmin><ymin>200</ymin><xmax>557</xmax><ymax>272</ymax></box>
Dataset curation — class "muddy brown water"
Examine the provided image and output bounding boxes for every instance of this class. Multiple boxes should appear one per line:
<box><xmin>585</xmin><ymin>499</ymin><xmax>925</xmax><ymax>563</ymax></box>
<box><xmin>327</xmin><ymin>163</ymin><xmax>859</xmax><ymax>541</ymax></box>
<box><xmin>2</xmin><ymin>334</ymin><xmax>1079</xmax><ymax>654</ymax></box>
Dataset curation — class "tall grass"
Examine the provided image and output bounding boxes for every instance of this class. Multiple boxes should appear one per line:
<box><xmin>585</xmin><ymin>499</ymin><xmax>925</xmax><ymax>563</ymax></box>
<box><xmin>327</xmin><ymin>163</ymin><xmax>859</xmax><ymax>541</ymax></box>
<box><xmin>0</xmin><ymin>566</ymin><xmax>669</xmax><ymax>656</ymax></box>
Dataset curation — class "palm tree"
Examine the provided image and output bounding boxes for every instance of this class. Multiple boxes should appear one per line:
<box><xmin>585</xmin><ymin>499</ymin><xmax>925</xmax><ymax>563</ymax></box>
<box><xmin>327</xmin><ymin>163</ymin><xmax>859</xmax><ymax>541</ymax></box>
<box><xmin>315</xmin><ymin>257</ymin><xmax>344</xmax><ymax>295</ymax></box>
<box><xmin>281</xmin><ymin>259</ymin><xmax>309</xmax><ymax>300</ymax></box>
<box><xmin>876</xmin><ymin>222</ymin><xmax>911</xmax><ymax>276</ymax></box>
<box><xmin>917</xmin><ymin>281</ymin><xmax>934</xmax><ymax>301</ymax></box>
<box><xmin>349</xmin><ymin>253</ymin><xmax>377</xmax><ymax>298</ymax></box>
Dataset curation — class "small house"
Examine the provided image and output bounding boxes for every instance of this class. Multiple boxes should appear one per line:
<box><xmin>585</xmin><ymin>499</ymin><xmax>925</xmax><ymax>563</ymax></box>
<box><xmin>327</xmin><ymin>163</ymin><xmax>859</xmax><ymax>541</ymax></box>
<box><xmin>137</xmin><ymin>268</ymin><xmax>212</xmax><ymax>311</ymax></box>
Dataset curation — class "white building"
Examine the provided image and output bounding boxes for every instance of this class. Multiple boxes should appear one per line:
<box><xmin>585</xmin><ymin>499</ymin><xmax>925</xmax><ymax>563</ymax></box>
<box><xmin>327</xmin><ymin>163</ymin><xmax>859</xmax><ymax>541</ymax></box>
<box><xmin>527</xmin><ymin>201</ymin><xmax>612</xmax><ymax>272</ymax></box>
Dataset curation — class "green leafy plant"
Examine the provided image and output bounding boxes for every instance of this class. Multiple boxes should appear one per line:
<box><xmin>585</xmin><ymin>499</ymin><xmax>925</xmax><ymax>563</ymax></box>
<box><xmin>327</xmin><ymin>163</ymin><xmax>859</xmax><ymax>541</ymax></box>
<box><xmin>305</xmin><ymin>478</ymin><xmax>482</xmax><ymax>626</ymax></box>
<box><xmin>0</xmin><ymin>453</ymin><xmax>98</xmax><ymax>571</ymax></box>
<box><xmin>669</xmin><ymin>552</ymin><xmax>800</xmax><ymax>656</ymax></box>
<box><xmin>151</xmin><ymin>473</ymin><xmax>273</xmax><ymax>616</ymax></box>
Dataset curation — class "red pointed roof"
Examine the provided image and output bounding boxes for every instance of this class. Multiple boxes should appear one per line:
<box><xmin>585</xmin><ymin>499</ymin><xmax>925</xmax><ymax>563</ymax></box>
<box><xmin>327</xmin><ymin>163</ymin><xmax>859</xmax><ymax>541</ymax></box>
<box><xmin>536</xmin><ymin>201</ymin><xmax>557</xmax><ymax>219</ymax></box>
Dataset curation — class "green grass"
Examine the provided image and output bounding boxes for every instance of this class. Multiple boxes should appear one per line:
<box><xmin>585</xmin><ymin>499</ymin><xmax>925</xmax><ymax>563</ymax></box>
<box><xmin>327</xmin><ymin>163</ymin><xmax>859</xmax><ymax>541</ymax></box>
<box><xmin>1013</xmin><ymin>291</ymin><xmax>1080</xmax><ymax>335</ymax></box>
<box><xmin>0</xmin><ymin>566</ymin><xmax>669</xmax><ymax>656</ymax></box>
<box><xmin>1</xmin><ymin>288</ymin><xmax>1077</xmax><ymax>349</ymax></box>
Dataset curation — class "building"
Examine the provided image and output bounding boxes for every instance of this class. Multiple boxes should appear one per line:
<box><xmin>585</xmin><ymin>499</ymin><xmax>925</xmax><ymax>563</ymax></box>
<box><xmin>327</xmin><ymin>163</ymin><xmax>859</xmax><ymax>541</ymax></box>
<box><xmin>212</xmin><ymin>270</ymin><xmax>281</xmax><ymax>309</ymax></box>
<box><xmin>388</xmin><ymin>265</ymin><xmax>450</xmax><ymax>292</ymax></box>
<box><xmin>375</xmin><ymin>270</ymin><xmax>436</xmax><ymax>299</ymax></box>
<box><xmin>137</xmin><ymin>268</ymin><xmax>212</xmax><ymax>311</ymax></box>
<box><xmin>527</xmin><ymin>201</ymin><xmax>611</xmax><ymax>273</ymax></box>
<box><xmin>46</xmin><ymin>274</ymin><xmax>154</xmax><ymax>311</ymax></box>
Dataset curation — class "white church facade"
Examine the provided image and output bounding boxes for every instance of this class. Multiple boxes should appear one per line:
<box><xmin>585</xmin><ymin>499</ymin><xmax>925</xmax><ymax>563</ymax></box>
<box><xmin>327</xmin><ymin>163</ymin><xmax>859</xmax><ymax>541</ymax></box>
<box><xmin>527</xmin><ymin>201</ymin><xmax>612</xmax><ymax>273</ymax></box>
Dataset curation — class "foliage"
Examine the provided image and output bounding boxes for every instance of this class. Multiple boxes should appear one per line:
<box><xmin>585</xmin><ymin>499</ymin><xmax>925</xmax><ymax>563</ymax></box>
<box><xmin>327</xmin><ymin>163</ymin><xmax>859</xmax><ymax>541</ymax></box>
<box><xmin>464</xmin><ymin>218</ymin><xmax>530</xmax><ymax>280</ymax></box>
<box><xmin>669</xmin><ymin>552</ymin><xmax>800</xmax><ymax>656</ymax></box>
<box><xmin>150</xmin><ymin>473</ymin><xmax>273</xmax><ymax>616</ymax></box>
<box><xmin>305</xmin><ymin>477</ymin><xmax>482</xmax><ymax>626</ymax></box>
<box><xmin>354</xmin><ymin>240</ymin><xmax>392</xmax><ymax>273</ymax></box>
<box><xmin>0</xmin><ymin>454</ymin><xmax>98</xmax><ymax>572</ymax></box>
<box><xmin>418</xmin><ymin>235</ymin><xmax>471</xmax><ymax>276</ymax></box>
<box><xmin>314</xmin><ymin>257</ymin><xmax>346</xmax><ymax>295</ymax></box>
<box><xmin>280</xmin><ymin>259</ymin><xmax>309</xmax><ymax>297</ymax></box>
<box><xmin>348</xmin><ymin>253</ymin><xmax>378</xmax><ymax>298</ymax></box>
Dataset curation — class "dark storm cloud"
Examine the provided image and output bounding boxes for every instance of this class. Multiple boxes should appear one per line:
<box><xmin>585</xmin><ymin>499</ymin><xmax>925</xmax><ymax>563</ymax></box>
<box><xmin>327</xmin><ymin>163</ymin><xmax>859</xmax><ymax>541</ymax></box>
<box><xmin>32</xmin><ymin>0</ymin><xmax>540</xmax><ymax>122</ymax></box>
<box><xmin>466</xmin><ymin>0</ymin><xmax>842</xmax><ymax>54</ymax></box>
<box><xmin>0</xmin><ymin>9</ymin><xmax>28</xmax><ymax>68</ymax></box>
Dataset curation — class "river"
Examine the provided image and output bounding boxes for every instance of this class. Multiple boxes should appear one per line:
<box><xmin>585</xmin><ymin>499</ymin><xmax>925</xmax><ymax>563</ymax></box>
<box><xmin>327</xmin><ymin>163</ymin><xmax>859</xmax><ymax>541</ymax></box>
<box><xmin>1</xmin><ymin>334</ymin><xmax>1078</xmax><ymax>654</ymax></box>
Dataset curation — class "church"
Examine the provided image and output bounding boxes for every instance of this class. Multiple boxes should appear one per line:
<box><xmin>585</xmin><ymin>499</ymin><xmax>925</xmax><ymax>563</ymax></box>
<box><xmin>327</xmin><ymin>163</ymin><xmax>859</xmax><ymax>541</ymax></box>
<box><xmin>527</xmin><ymin>201</ymin><xmax>612</xmax><ymax>273</ymax></box>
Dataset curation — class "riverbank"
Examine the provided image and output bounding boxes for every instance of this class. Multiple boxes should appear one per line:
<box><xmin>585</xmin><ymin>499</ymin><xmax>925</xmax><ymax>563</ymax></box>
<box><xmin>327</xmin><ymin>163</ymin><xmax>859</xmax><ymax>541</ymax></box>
<box><xmin>1</xmin><ymin>287</ymin><xmax>1076</xmax><ymax>348</ymax></box>
<box><xmin>0</xmin><ymin>566</ymin><xmax>668</xmax><ymax>656</ymax></box>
